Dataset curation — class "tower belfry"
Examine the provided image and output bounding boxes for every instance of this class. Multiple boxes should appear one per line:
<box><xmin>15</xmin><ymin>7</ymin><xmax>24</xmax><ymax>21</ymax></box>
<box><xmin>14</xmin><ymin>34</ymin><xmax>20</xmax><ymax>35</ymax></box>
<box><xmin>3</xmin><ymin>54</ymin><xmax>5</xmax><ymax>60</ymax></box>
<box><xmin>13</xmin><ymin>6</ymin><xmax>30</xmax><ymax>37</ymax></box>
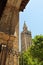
<box><xmin>0</xmin><ymin>0</ymin><xmax>30</xmax><ymax>65</ymax></box>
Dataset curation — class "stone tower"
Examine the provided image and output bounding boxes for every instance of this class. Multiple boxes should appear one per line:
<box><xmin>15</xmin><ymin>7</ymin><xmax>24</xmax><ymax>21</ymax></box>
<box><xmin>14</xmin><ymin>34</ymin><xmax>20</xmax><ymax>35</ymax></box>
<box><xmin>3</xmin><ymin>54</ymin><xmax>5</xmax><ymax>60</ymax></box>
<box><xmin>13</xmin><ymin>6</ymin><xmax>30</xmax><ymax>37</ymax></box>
<box><xmin>21</xmin><ymin>22</ymin><xmax>32</xmax><ymax>52</ymax></box>
<box><xmin>0</xmin><ymin>0</ymin><xmax>30</xmax><ymax>65</ymax></box>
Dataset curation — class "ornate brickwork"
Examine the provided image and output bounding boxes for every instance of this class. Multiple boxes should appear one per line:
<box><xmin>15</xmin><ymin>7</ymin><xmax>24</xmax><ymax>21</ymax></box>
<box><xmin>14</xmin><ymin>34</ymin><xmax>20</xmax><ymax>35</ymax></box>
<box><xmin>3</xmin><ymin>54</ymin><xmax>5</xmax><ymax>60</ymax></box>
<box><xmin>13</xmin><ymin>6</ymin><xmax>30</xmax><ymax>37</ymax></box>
<box><xmin>0</xmin><ymin>32</ymin><xmax>19</xmax><ymax>65</ymax></box>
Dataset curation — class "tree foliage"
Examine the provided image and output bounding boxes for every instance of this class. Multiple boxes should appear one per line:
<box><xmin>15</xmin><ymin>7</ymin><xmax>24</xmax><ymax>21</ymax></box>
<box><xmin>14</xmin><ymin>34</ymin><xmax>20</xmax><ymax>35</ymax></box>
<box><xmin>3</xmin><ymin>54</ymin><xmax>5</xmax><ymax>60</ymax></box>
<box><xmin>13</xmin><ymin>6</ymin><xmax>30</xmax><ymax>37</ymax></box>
<box><xmin>19</xmin><ymin>35</ymin><xmax>43</xmax><ymax>65</ymax></box>
<box><xmin>30</xmin><ymin>35</ymin><xmax>43</xmax><ymax>61</ymax></box>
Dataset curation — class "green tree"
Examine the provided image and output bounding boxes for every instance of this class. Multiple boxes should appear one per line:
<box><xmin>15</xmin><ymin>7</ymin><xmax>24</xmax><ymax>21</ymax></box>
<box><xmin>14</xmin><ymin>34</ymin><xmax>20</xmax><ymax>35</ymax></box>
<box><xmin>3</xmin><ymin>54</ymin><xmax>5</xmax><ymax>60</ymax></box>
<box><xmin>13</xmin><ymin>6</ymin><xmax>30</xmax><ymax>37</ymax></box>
<box><xmin>30</xmin><ymin>35</ymin><xmax>43</xmax><ymax>61</ymax></box>
<box><xmin>19</xmin><ymin>35</ymin><xmax>43</xmax><ymax>65</ymax></box>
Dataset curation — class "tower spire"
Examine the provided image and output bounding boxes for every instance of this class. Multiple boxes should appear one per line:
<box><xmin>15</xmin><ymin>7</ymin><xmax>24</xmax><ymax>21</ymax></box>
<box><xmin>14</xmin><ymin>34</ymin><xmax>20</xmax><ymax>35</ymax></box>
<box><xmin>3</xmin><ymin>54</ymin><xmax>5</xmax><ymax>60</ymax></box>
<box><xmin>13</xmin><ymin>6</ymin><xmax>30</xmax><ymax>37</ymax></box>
<box><xmin>23</xmin><ymin>21</ymin><xmax>28</xmax><ymax>32</ymax></box>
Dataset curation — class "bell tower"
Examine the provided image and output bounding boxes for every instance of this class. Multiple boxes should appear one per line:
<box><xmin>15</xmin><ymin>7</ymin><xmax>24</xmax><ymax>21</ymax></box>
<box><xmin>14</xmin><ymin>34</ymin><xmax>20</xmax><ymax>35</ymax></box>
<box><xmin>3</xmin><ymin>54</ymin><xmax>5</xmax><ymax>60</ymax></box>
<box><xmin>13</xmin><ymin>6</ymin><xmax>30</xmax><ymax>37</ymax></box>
<box><xmin>21</xmin><ymin>22</ymin><xmax>32</xmax><ymax>52</ymax></box>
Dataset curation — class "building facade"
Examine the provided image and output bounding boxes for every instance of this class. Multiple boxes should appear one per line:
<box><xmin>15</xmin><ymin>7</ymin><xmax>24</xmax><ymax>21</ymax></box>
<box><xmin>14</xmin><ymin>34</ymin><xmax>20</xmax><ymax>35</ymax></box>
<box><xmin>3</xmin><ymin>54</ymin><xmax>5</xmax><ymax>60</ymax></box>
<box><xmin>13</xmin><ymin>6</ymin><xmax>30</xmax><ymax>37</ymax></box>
<box><xmin>0</xmin><ymin>0</ymin><xmax>30</xmax><ymax>65</ymax></box>
<box><xmin>21</xmin><ymin>22</ymin><xmax>32</xmax><ymax>52</ymax></box>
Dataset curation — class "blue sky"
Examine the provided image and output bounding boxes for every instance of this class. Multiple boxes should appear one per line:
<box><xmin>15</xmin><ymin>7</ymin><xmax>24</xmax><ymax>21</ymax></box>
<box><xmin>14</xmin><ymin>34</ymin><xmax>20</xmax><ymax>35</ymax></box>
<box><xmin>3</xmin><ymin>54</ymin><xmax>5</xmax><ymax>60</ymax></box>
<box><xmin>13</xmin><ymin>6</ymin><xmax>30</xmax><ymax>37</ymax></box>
<box><xmin>19</xmin><ymin>0</ymin><xmax>43</xmax><ymax>38</ymax></box>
